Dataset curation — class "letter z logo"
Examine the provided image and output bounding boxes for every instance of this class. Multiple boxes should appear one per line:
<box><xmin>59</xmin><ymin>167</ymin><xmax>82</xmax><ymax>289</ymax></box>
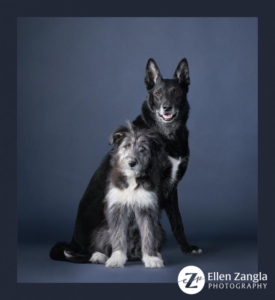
<box><xmin>178</xmin><ymin>266</ymin><xmax>205</xmax><ymax>294</ymax></box>
<box><xmin>185</xmin><ymin>273</ymin><xmax>198</xmax><ymax>288</ymax></box>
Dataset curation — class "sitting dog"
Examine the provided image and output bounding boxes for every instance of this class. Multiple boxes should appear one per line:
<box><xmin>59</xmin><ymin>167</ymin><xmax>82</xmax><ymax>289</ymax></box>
<box><xmin>133</xmin><ymin>58</ymin><xmax>202</xmax><ymax>254</ymax></box>
<box><xmin>52</xmin><ymin>122</ymin><xmax>166</xmax><ymax>268</ymax></box>
<box><xmin>50</xmin><ymin>58</ymin><xmax>201</xmax><ymax>266</ymax></box>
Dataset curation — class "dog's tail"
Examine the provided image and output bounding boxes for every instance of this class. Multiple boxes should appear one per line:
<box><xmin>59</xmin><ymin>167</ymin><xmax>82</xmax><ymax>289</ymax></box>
<box><xmin>49</xmin><ymin>241</ymin><xmax>92</xmax><ymax>263</ymax></box>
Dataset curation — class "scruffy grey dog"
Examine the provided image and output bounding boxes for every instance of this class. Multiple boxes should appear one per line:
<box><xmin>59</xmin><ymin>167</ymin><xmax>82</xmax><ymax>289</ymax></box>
<box><xmin>65</xmin><ymin>121</ymin><xmax>166</xmax><ymax>268</ymax></box>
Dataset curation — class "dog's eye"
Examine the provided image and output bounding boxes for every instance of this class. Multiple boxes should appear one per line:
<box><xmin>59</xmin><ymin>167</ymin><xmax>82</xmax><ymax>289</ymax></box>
<box><xmin>155</xmin><ymin>91</ymin><xmax>162</xmax><ymax>97</ymax></box>
<box><xmin>125</xmin><ymin>143</ymin><xmax>131</xmax><ymax>149</ymax></box>
<box><xmin>139</xmin><ymin>146</ymin><xmax>146</xmax><ymax>152</ymax></box>
<box><xmin>173</xmin><ymin>89</ymin><xmax>179</xmax><ymax>96</ymax></box>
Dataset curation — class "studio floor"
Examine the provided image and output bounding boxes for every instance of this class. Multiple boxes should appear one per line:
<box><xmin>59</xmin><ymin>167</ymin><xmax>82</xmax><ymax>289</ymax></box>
<box><xmin>17</xmin><ymin>237</ymin><xmax>257</xmax><ymax>283</ymax></box>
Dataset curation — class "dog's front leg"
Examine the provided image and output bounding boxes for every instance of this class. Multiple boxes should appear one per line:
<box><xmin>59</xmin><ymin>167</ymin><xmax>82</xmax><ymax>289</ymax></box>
<box><xmin>135</xmin><ymin>209</ymin><xmax>164</xmax><ymax>268</ymax></box>
<box><xmin>105</xmin><ymin>204</ymin><xmax>128</xmax><ymax>268</ymax></box>
<box><xmin>164</xmin><ymin>188</ymin><xmax>202</xmax><ymax>254</ymax></box>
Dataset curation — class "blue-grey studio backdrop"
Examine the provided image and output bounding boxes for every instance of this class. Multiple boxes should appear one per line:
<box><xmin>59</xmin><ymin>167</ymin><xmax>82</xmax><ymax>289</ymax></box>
<box><xmin>17</xmin><ymin>18</ymin><xmax>257</xmax><ymax>283</ymax></box>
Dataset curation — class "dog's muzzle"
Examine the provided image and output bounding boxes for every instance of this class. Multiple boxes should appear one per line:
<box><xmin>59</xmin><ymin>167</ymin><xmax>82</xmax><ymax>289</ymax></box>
<box><xmin>157</xmin><ymin>106</ymin><xmax>177</xmax><ymax>122</ymax></box>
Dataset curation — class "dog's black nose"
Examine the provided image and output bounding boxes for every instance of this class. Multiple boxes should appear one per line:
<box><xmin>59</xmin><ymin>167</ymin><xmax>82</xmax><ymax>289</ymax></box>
<box><xmin>129</xmin><ymin>160</ymin><xmax>137</xmax><ymax>168</ymax></box>
<box><xmin>163</xmin><ymin>104</ymin><xmax>172</xmax><ymax>111</ymax></box>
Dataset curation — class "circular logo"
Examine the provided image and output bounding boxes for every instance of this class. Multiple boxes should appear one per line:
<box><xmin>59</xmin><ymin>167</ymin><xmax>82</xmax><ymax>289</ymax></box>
<box><xmin>178</xmin><ymin>266</ymin><xmax>205</xmax><ymax>294</ymax></box>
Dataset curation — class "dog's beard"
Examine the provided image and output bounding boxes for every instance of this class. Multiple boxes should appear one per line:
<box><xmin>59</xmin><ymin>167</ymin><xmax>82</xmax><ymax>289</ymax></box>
<box><xmin>123</xmin><ymin>167</ymin><xmax>140</xmax><ymax>177</ymax></box>
<box><xmin>124</xmin><ymin>165</ymin><xmax>149</xmax><ymax>178</ymax></box>
<box><xmin>119</xmin><ymin>160</ymin><xmax>148</xmax><ymax>178</ymax></box>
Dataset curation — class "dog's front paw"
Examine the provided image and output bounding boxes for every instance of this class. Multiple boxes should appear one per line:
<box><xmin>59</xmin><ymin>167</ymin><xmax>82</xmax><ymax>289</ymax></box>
<box><xmin>105</xmin><ymin>251</ymin><xmax>127</xmax><ymax>268</ymax></box>
<box><xmin>90</xmin><ymin>252</ymin><xmax>108</xmax><ymax>264</ymax></box>
<box><xmin>182</xmin><ymin>245</ymin><xmax>202</xmax><ymax>254</ymax></box>
<box><xmin>142</xmin><ymin>254</ymin><xmax>165</xmax><ymax>268</ymax></box>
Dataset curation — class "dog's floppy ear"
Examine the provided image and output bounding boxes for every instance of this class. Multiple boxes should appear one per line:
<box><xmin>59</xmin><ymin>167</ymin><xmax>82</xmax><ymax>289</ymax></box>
<box><xmin>145</xmin><ymin>58</ymin><xmax>162</xmax><ymax>90</ymax></box>
<box><xmin>109</xmin><ymin>125</ymin><xmax>128</xmax><ymax>146</ymax></box>
<box><xmin>173</xmin><ymin>58</ymin><xmax>190</xmax><ymax>88</ymax></box>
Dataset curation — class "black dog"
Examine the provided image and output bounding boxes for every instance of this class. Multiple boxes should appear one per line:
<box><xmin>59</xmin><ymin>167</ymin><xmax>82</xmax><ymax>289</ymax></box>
<box><xmin>50</xmin><ymin>58</ymin><xmax>201</xmax><ymax>264</ymax></box>
<box><xmin>51</xmin><ymin>122</ymin><xmax>166</xmax><ymax>267</ymax></box>
<box><xmin>133</xmin><ymin>58</ymin><xmax>201</xmax><ymax>254</ymax></box>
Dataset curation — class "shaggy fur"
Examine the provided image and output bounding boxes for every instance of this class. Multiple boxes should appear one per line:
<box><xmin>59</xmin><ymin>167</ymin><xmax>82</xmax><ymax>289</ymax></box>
<box><xmin>51</xmin><ymin>122</ymin><xmax>166</xmax><ymax>267</ymax></box>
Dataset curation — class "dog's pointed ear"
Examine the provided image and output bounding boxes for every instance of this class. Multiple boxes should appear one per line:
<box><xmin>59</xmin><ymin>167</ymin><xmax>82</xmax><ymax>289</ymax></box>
<box><xmin>145</xmin><ymin>58</ymin><xmax>162</xmax><ymax>90</ymax></box>
<box><xmin>173</xmin><ymin>58</ymin><xmax>190</xmax><ymax>88</ymax></box>
<box><xmin>109</xmin><ymin>126</ymin><xmax>128</xmax><ymax>146</ymax></box>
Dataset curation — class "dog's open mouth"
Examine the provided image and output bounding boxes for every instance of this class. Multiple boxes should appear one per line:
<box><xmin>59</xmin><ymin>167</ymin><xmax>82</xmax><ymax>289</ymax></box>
<box><xmin>158</xmin><ymin>113</ymin><xmax>177</xmax><ymax>122</ymax></box>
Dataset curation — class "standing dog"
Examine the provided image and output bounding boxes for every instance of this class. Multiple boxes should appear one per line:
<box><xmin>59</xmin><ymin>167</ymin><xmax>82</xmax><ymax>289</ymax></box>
<box><xmin>133</xmin><ymin>58</ymin><xmax>202</xmax><ymax>254</ymax></box>
<box><xmin>51</xmin><ymin>122</ymin><xmax>166</xmax><ymax>267</ymax></box>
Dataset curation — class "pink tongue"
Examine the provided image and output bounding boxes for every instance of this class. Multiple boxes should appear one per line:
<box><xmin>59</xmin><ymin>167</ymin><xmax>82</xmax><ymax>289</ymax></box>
<box><xmin>163</xmin><ymin>114</ymin><xmax>172</xmax><ymax>119</ymax></box>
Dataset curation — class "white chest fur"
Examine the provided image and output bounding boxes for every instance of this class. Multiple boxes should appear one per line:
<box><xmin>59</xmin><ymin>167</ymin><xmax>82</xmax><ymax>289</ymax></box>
<box><xmin>106</xmin><ymin>178</ymin><xmax>157</xmax><ymax>209</ymax></box>
<box><xmin>168</xmin><ymin>156</ymin><xmax>182</xmax><ymax>184</ymax></box>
